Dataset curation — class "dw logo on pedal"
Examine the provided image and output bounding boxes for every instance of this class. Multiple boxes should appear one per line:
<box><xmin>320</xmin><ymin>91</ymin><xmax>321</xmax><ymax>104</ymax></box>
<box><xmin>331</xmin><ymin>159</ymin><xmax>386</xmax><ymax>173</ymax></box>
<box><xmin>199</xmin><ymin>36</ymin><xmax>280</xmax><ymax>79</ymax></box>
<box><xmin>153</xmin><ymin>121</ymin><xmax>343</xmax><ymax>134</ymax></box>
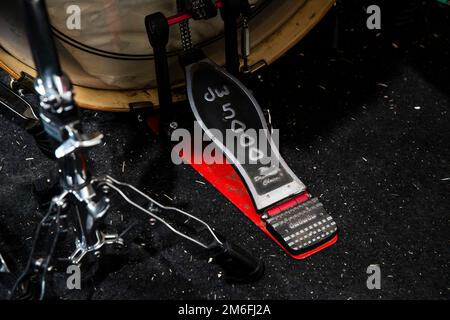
<box><xmin>366</xmin><ymin>264</ymin><xmax>381</xmax><ymax>290</ymax></box>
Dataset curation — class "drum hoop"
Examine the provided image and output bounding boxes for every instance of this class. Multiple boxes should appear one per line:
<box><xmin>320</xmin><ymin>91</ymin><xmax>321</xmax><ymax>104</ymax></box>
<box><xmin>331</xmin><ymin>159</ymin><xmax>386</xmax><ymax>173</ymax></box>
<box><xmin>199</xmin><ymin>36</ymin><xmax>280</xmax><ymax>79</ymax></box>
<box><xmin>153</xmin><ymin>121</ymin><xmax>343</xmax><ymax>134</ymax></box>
<box><xmin>49</xmin><ymin>0</ymin><xmax>273</xmax><ymax>60</ymax></box>
<box><xmin>0</xmin><ymin>0</ymin><xmax>335</xmax><ymax>112</ymax></box>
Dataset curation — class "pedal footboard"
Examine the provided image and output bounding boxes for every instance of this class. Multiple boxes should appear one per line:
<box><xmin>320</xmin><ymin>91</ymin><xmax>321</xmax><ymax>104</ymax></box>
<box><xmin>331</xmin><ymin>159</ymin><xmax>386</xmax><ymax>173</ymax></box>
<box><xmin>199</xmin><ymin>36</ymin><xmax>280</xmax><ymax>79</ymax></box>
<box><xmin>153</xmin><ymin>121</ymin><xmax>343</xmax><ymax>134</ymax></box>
<box><xmin>185</xmin><ymin>59</ymin><xmax>338</xmax><ymax>258</ymax></box>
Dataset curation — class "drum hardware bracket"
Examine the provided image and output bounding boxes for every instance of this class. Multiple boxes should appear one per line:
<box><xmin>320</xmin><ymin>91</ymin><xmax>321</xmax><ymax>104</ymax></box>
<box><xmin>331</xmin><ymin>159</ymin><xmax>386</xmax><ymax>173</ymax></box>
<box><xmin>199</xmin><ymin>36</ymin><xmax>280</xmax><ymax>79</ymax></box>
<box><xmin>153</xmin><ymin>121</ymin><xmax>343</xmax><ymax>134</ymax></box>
<box><xmin>246</xmin><ymin>60</ymin><xmax>267</xmax><ymax>74</ymax></box>
<box><xmin>145</xmin><ymin>0</ymin><xmax>251</xmax><ymax>134</ymax></box>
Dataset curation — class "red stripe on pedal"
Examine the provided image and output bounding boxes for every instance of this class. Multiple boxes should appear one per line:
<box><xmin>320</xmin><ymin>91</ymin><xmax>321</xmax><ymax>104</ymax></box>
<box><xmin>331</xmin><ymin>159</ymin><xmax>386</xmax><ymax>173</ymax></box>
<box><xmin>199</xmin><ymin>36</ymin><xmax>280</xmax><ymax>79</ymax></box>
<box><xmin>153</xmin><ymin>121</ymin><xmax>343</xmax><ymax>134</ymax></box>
<box><xmin>267</xmin><ymin>192</ymin><xmax>310</xmax><ymax>217</ymax></box>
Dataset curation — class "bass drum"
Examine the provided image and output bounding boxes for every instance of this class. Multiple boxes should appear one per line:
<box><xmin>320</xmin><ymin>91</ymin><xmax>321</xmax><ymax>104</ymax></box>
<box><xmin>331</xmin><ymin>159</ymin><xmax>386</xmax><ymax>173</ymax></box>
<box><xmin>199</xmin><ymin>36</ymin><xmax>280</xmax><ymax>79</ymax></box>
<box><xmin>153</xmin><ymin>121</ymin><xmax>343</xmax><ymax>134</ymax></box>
<box><xmin>0</xmin><ymin>0</ymin><xmax>335</xmax><ymax>112</ymax></box>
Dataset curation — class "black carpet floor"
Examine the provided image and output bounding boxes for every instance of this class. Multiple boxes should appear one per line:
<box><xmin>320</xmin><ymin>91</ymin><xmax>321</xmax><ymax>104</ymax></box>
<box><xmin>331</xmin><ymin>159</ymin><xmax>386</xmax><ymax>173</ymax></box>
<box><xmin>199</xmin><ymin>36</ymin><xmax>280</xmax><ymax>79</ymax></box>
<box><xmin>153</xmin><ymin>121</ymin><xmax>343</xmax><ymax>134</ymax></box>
<box><xmin>0</xmin><ymin>1</ymin><xmax>449</xmax><ymax>299</ymax></box>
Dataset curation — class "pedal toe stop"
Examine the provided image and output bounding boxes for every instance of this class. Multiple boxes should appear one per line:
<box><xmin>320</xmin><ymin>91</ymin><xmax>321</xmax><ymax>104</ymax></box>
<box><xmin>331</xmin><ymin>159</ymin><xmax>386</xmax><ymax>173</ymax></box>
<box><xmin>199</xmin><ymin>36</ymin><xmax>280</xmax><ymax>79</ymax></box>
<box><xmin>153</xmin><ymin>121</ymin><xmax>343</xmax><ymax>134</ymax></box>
<box><xmin>265</xmin><ymin>197</ymin><xmax>338</xmax><ymax>256</ymax></box>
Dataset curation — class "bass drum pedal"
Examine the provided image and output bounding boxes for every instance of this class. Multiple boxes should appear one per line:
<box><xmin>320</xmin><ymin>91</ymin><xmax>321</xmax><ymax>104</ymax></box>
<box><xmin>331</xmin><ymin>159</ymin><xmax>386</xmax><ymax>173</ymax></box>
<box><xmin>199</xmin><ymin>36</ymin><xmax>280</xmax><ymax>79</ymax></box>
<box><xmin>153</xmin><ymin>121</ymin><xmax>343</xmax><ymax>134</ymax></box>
<box><xmin>185</xmin><ymin>59</ymin><xmax>338</xmax><ymax>257</ymax></box>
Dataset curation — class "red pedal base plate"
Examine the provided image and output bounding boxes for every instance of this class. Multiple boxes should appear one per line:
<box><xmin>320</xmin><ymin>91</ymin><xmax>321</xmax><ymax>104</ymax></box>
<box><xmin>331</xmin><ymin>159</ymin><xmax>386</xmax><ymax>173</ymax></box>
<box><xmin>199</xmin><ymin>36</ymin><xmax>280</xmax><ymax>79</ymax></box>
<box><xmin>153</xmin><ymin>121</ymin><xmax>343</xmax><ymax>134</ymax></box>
<box><xmin>189</xmin><ymin>160</ymin><xmax>338</xmax><ymax>259</ymax></box>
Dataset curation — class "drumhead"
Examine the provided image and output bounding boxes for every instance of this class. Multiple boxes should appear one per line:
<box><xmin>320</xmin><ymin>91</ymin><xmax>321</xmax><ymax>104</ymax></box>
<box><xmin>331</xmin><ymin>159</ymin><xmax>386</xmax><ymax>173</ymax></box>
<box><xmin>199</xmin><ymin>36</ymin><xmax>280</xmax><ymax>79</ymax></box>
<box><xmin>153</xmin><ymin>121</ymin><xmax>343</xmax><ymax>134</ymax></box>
<box><xmin>0</xmin><ymin>0</ymin><xmax>335</xmax><ymax>111</ymax></box>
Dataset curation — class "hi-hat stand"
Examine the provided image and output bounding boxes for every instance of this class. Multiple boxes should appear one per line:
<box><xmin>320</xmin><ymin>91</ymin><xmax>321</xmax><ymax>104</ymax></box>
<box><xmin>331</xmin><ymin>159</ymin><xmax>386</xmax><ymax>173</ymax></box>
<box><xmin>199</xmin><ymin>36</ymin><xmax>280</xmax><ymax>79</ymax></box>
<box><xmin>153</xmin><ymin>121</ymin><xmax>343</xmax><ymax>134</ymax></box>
<box><xmin>9</xmin><ymin>0</ymin><xmax>263</xmax><ymax>300</ymax></box>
